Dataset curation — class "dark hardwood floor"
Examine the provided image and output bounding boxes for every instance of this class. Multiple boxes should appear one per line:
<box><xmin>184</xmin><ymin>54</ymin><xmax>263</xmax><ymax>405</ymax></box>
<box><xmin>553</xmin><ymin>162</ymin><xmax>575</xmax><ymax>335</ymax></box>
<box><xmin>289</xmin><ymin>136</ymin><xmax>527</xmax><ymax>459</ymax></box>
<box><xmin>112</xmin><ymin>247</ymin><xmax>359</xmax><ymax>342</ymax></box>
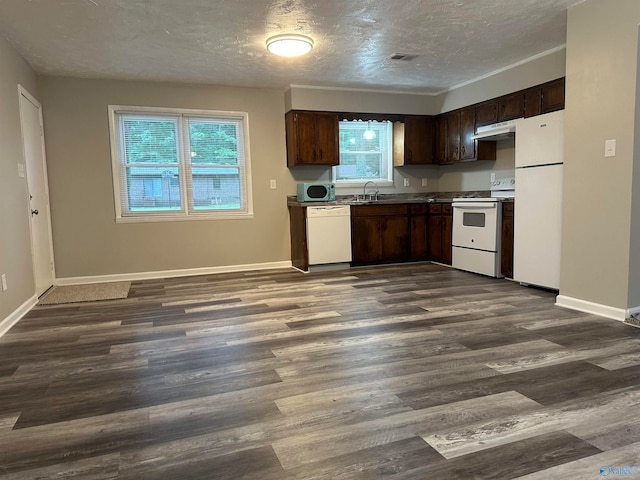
<box><xmin>2</xmin><ymin>263</ymin><xmax>640</xmax><ymax>479</ymax></box>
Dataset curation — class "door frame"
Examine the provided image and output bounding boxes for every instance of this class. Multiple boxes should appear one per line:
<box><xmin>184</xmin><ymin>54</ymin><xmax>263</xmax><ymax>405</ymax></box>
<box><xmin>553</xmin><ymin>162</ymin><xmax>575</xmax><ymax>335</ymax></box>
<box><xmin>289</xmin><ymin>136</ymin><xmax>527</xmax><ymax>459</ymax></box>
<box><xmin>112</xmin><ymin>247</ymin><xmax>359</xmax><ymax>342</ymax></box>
<box><xmin>18</xmin><ymin>84</ymin><xmax>56</xmax><ymax>295</ymax></box>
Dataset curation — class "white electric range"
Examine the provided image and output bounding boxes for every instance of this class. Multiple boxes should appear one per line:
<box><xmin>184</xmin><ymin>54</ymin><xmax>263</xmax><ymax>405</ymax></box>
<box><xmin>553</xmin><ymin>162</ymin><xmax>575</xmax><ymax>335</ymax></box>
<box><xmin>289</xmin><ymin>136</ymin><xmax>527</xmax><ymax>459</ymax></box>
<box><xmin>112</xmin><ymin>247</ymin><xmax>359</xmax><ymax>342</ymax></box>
<box><xmin>451</xmin><ymin>177</ymin><xmax>514</xmax><ymax>277</ymax></box>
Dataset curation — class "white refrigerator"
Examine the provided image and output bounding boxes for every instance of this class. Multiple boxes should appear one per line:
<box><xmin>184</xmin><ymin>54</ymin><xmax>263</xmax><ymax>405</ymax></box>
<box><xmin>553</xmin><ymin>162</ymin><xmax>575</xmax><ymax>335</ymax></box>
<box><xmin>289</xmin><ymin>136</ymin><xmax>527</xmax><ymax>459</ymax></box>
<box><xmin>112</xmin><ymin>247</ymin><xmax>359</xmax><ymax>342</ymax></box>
<box><xmin>514</xmin><ymin>110</ymin><xmax>564</xmax><ymax>290</ymax></box>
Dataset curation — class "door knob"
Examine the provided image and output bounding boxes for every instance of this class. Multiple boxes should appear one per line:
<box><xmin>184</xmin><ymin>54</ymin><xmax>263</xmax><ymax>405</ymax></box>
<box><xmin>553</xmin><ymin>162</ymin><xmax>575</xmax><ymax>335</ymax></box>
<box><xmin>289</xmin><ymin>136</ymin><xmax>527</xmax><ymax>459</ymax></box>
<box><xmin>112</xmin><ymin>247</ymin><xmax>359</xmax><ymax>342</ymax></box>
<box><xmin>31</xmin><ymin>209</ymin><xmax>39</xmax><ymax>215</ymax></box>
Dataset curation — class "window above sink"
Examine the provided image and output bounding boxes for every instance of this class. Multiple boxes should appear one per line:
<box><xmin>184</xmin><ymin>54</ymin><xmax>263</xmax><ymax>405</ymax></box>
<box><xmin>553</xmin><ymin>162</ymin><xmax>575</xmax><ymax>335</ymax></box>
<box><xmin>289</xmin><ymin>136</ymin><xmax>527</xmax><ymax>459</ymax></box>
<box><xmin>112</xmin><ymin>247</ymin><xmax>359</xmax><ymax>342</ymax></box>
<box><xmin>332</xmin><ymin>119</ymin><xmax>394</xmax><ymax>187</ymax></box>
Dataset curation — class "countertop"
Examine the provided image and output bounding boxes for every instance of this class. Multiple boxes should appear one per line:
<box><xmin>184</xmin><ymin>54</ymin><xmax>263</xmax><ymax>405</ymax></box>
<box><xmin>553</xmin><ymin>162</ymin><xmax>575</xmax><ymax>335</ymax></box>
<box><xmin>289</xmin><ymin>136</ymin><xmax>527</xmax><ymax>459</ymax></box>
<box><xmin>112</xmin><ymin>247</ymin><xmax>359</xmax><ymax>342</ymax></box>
<box><xmin>287</xmin><ymin>191</ymin><xmax>516</xmax><ymax>207</ymax></box>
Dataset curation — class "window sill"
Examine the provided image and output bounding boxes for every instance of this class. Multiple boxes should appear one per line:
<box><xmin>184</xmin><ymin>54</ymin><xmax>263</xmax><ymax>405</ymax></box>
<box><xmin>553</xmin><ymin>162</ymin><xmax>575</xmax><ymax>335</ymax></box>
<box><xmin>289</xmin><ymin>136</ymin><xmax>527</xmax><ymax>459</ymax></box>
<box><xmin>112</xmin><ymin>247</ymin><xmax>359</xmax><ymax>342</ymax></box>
<box><xmin>115</xmin><ymin>213</ymin><xmax>254</xmax><ymax>224</ymax></box>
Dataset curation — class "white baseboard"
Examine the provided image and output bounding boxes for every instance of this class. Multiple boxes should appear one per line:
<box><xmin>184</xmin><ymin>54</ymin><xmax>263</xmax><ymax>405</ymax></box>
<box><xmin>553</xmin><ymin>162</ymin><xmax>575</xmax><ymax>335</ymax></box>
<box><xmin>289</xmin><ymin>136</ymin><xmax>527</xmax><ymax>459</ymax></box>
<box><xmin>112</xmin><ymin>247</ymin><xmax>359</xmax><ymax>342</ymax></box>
<box><xmin>555</xmin><ymin>295</ymin><xmax>633</xmax><ymax>322</ymax></box>
<box><xmin>55</xmin><ymin>261</ymin><xmax>294</xmax><ymax>286</ymax></box>
<box><xmin>0</xmin><ymin>295</ymin><xmax>38</xmax><ymax>338</ymax></box>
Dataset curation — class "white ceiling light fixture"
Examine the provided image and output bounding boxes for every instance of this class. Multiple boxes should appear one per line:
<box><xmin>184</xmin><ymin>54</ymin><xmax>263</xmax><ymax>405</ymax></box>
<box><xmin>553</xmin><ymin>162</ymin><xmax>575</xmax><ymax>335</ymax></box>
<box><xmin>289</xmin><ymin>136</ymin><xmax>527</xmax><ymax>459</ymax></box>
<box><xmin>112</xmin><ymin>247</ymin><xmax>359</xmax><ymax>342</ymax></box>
<box><xmin>266</xmin><ymin>34</ymin><xmax>314</xmax><ymax>57</ymax></box>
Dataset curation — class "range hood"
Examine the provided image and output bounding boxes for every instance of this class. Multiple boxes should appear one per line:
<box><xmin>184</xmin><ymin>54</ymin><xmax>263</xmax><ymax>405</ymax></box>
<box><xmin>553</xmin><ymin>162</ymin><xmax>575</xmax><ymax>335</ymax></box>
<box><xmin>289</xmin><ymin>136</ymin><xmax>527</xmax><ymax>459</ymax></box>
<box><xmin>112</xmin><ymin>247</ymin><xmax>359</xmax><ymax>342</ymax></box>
<box><xmin>473</xmin><ymin>118</ymin><xmax>521</xmax><ymax>141</ymax></box>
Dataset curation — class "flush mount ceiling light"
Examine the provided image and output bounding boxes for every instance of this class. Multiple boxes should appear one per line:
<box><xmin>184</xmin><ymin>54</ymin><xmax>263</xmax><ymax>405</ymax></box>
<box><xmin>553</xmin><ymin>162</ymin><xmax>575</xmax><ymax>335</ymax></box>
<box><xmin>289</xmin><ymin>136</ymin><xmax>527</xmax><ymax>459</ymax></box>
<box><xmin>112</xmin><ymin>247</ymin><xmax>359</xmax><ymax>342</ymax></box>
<box><xmin>266</xmin><ymin>34</ymin><xmax>314</xmax><ymax>57</ymax></box>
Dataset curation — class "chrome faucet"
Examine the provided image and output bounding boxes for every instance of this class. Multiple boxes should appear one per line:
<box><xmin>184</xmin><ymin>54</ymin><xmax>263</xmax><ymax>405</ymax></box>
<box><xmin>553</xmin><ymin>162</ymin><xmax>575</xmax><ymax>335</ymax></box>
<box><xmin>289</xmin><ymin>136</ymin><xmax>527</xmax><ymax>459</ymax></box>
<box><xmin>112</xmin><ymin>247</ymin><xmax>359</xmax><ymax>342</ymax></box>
<box><xmin>362</xmin><ymin>181</ymin><xmax>379</xmax><ymax>201</ymax></box>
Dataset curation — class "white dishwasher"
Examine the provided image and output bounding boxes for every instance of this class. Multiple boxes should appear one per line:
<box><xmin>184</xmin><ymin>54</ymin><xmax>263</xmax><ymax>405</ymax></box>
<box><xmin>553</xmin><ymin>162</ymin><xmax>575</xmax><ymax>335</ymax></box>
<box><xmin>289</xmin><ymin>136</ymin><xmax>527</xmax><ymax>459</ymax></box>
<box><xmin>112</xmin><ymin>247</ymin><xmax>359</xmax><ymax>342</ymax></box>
<box><xmin>307</xmin><ymin>205</ymin><xmax>352</xmax><ymax>265</ymax></box>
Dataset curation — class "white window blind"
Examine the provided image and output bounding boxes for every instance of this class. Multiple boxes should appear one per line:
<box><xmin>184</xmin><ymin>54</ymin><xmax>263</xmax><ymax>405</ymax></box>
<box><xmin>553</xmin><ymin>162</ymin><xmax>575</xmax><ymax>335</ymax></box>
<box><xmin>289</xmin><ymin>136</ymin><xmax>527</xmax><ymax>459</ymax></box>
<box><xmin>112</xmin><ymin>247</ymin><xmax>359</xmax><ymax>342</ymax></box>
<box><xmin>109</xmin><ymin>106</ymin><xmax>252</xmax><ymax>222</ymax></box>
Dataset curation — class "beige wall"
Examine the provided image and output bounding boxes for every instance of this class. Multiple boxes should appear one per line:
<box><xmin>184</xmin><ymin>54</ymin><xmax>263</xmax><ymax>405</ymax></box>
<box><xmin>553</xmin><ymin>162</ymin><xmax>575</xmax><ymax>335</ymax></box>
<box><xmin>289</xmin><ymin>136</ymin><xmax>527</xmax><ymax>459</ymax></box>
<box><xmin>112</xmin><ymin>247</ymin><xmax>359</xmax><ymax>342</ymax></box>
<box><xmin>38</xmin><ymin>77</ymin><xmax>294</xmax><ymax>279</ymax></box>
<box><xmin>0</xmin><ymin>37</ymin><xmax>39</xmax><ymax>322</ymax></box>
<box><xmin>437</xmin><ymin>139</ymin><xmax>516</xmax><ymax>192</ymax></box>
<box><xmin>287</xmin><ymin>86</ymin><xmax>438</xmax><ymax>115</ymax></box>
<box><xmin>561</xmin><ymin>0</ymin><xmax>640</xmax><ymax>309</ymax></box>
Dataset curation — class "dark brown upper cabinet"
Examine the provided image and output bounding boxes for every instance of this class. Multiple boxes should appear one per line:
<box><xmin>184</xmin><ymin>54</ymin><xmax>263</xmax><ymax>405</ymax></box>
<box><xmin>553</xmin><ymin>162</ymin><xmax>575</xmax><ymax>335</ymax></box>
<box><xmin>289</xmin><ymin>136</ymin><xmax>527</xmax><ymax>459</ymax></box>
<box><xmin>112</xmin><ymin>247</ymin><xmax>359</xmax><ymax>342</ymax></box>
<box><xmin>541</xmin><ymin>77</ymin><xmax>566</xmax><ymax>113</ymax></box>
<box><xmin>403</xmin><ymin>116</ymin><xmax>435</xmax><ymax>165</ymax></box>
<box><xmin>475</xmin><ymin>101</ymin><xmax>499</xmax><ymax>128</ymax></box>
<box><xmin>498</xmin><ymin>93</ymin><xmax>526</xmax><ymax>121</ymax></box>
<box><xmin>524</xmin><ymin>78</ymin><xmax>566</xmax><ymax>118</ymax></box>
<box><xmin>459</xmin><ymin>107</ymin><xmax>476</xmax><ymax>161</ymax></box>
<box><xmin>285</xmin><ymin>110</ymin><xmax>339</xmax><ymax>167</ymax></box>
<box><xmin>434</xmin><ymin>115</ymin><xmax>448</xmax><ymax>164</ymax></box>
<box><xmin>436</xmin><ymin>107</ymin><xmax>496</xmax><ymax>164</ymax></box>
<box><xmin>446</xmin><ymin>111</ymin><xmax>461</xmax><ymax>163</ymax></box>
<box><xmin>285</xmin><ymin>78</ymin><xmax>564</xmax><ymax>168</ymax></box>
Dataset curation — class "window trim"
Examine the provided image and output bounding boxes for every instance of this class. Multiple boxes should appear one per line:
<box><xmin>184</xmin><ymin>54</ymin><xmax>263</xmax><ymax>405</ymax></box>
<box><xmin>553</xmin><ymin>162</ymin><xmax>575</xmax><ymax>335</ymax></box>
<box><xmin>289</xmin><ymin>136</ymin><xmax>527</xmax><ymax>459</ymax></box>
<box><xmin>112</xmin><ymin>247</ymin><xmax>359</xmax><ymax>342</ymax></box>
<box><xmin>108</xmin><ymin>105</ymin><xmax>253</xmax><ymax>223</ymax></box>
<box><xmin>332</xmin><ymin>119</ymin><xmax>394</xmax><ymax>188</ymax></box>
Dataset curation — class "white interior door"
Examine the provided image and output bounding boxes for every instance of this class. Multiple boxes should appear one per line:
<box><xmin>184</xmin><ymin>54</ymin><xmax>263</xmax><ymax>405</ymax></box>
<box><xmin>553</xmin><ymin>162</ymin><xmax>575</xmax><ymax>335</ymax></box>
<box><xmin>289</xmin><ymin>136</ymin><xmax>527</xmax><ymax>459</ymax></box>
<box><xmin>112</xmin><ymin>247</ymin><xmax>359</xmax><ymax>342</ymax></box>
<box><xmin>19</xmin><ymin>86</ymin><xmax>55</xmax><ymax>296</ymax></box>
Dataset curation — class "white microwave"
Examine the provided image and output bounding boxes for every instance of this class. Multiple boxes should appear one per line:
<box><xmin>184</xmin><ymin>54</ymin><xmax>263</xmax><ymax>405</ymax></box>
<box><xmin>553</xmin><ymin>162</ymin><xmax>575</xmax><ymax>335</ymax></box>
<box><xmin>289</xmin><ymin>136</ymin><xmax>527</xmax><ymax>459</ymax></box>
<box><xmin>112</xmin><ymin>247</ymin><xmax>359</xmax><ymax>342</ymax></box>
<box><xmin>296</xmin><ymin>183</ymin><xmax>336</xmax><ymax>202</ymax></box>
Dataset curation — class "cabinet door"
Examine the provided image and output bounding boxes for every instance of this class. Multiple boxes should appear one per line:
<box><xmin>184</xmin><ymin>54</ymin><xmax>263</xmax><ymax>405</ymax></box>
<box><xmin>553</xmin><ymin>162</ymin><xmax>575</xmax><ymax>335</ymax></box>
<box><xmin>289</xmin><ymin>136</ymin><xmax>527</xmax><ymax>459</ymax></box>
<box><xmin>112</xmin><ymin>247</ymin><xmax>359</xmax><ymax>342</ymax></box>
<box><xmin>441</xmin><ymin>214</ymin><xmax>453</xmax><ymax>265</ymax></box>
<box><xmin>382</xmin><ymin>216</ymin><xmax>410</xmax><ymax>263</ymax></box>
<box><xmin>475</xmin><ymin>101</ymin><xmax>498</xmax><ymax>128</ymax></box>
<box><xmin>315</xmin><ymin>112</ymin><xmax>340</xmax><ymax>166</ymax></box>
<box><xmin>541</xmin><ymin>78</ymin><xmax>565</xmax><ymax>113</ymax></box>
<box><xmin>428</xmin><ymin>215</ymin><xmax>442</xmax><ymax>262</ymax></box>
<box><xmin>459</xmin><ymin>107</ymin><xmax>476</xmax><ymax>161</ymax></box>
<box><xmin>351</xmin><ymin>217</ymin><xmax>383</xmax><ymax>265</ymax></box>
<box><xmin>524</xmin><ymin>88</ymin><xmax>542</xmax><ymax>118</ymax></box>
<box><xmin>446</xmin><ymin>111</ymin><xmax>461</xmax><ymax>163</ymax></box>
<box><xmin>498</xmin><ymin>93</ymin><xmax>525</xmax><ymax>121</ymax></box>
<box><xmin>293</xmin><ymin>112</ymin><xmax>318</xmax><ymax>165</ymax></box>
<box><xmin>501</xmin><ymin>202</ymin><xmax>514</xmax><ymax>278</ymax></box>
<box><xmin>410</xmin><ymin>214</ymin><xmax>429</xmax><ymax>261</ymax></box>
<box><xmin>435</xmin><ymin>116</ymin><xmax>448</xmax><ymax>164</ymax></box>
<box><xmin>404</xmin><ymin>116</ymin><xmax>434</xmax><ymax>165</ymax></box>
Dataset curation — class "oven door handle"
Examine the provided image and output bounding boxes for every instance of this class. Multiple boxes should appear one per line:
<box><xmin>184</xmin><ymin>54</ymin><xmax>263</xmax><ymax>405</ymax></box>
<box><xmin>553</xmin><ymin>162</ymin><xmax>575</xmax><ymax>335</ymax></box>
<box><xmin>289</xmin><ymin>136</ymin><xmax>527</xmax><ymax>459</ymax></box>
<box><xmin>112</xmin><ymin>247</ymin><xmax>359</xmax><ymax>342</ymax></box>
<box><xmin>452</xmin><ymin>202</ymin><xmax>497</xmax><ymax>209</ymax></box>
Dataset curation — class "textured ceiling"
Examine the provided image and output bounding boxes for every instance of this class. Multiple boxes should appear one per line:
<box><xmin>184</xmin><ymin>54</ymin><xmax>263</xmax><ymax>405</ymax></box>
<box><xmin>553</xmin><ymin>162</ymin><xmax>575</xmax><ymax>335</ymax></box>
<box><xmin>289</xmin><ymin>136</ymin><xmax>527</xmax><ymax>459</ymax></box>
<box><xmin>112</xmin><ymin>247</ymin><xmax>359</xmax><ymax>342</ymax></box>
<box><xmin>0</xmin><ymin>0</ymin><xmax>577</xmax><ymax>94</ymax></box>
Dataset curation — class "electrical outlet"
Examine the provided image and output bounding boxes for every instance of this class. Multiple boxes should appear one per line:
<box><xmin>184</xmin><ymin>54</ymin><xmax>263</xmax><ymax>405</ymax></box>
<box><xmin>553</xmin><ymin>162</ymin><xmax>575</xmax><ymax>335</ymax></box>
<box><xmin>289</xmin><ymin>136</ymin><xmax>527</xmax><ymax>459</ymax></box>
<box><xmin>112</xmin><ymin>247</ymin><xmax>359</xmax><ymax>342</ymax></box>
<box><xmin>269</xmin><ymin>179</ymin><xmax>277</xmax><ymax>190</ymax></box>
<box><xmin>421</xmin><ymin>178</ymin><xmax>428</xmax><ymax>187</ymax></box>
<box><xmin>490</xmin><ymin>173</ymin><xmax>496</xmax><ymax>182</ymax></box>
<box><xmin>403</xmin><ymin>178</ymin><xmax>410</xmax><ymax>187</ymax></box>
<box><xmin>17</xmin><ymin>163</ymin><xmax>25</xmax><ymax>178</ymax></box>
<box><xmin>1</xmin><ymin>274</ymin><xmax>7</xmax><ymax>292</ymax></box>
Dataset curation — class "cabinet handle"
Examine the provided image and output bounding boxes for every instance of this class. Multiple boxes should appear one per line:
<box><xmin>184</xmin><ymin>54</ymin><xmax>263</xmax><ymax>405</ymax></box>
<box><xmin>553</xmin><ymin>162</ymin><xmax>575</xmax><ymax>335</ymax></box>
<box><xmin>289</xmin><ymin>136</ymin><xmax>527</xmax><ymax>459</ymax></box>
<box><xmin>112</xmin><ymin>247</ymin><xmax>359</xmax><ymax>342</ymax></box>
<box><xmin>319</xmin><ymin>148</ymin><xmax>323</xmax><ymax>160</ymax></box>
<box><xmin>407</xmin><ymin>150</ymin><xmax>413</xmax><ymax>161</ymax></box>
<box><xmin>461</xmin><ymin>146</ymin><xmax>466</xmax><ymax>156</ymax></box>
<box><xmin>313</xmin><ymin>150</ymin><xmax>317</xmax><ymax>161</ymax></box>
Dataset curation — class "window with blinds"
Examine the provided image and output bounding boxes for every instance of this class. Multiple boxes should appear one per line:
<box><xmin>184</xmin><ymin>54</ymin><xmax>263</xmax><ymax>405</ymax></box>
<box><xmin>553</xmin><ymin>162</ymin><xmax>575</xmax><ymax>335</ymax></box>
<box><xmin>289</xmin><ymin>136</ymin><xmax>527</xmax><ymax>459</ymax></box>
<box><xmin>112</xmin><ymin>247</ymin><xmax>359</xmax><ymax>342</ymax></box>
<box><xmin>108</xmin><ymin>106</ymin><xmax>252</xmax><ymax>222</ymax></box>
<box><xmin>333</xmin><ymin>120</ymin><xmax>393</xmax><ymax>186</ymax></box>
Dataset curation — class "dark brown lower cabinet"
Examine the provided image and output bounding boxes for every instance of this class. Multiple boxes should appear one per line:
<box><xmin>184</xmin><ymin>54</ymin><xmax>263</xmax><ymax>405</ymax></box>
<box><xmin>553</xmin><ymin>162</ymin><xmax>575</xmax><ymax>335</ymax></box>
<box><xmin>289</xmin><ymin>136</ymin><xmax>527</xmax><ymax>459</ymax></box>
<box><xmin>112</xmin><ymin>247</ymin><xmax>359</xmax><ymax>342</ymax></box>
<box><xmin>351</xmin><ymin>205</ymin><xmax>410</xmax><ymax>266</ymax></box>
<box><xmin>428</xmin><ymin>203</ymin><xmax>453</xmax><ymax>265</ymax></box>
<box><xmin>501</xmin><ymin>201</ymin><xmax>514</xmax><ymax>278</ymax></box>
<box><xmin>442</xmin><ymin>209</ymin><xmax>453</xmax><ymax>265</ymax></box>
<box><xmin>409</xmin><ymin>204</ymin><xmax>429</xmax><ymax>261</ymax></box>
<box><xmin>288</xmin><ymin>205</ymin><xmax>308</xmax><ymax>271</ymax></box>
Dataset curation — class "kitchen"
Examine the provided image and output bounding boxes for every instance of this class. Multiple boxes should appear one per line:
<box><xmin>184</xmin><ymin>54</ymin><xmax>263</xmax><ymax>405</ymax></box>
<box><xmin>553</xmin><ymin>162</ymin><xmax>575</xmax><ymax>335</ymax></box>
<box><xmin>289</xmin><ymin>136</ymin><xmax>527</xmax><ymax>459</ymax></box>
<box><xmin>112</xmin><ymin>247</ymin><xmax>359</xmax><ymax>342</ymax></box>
<box><xmin>288</xmin><ymin>79</ymin><xmax>564</xmax><ymax>292</ymax></box>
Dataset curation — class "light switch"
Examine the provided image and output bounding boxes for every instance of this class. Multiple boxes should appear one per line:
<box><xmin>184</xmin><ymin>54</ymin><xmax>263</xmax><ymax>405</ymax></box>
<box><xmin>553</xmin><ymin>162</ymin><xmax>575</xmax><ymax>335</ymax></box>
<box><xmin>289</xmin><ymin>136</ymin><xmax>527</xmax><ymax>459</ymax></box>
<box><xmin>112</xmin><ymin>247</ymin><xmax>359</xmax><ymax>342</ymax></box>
<box><xmin>269</xmin><ymin>179</ymin><xmax>276</xmax><ymax>190</ymax></box>
<box><xmin>403</xmin><ymin>178</ymin><xmax>410</xmax><ymax>187</ymax></box>
<box><xmin>490</xmin><ymin>173</ymin><xmax>496</xmax><ymax>182</ymax></box>
<box><xmin>17</xmin><ymin>163</ymin><xmax>25</xmax><ymax>178</ymax></box>
<box><xmin>605</xmin><ymin>139</ymin><xmax>616</xmax><ymax>157</ymax></box>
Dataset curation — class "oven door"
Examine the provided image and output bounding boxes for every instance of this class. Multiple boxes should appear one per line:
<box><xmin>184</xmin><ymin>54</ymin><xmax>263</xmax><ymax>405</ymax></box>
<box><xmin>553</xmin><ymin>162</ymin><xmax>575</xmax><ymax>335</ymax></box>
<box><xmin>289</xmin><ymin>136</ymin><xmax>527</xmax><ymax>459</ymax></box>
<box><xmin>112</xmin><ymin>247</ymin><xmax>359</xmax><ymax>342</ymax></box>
<box><xmin>452</xmin><ymin>202</ymin><xmax>499</xmax><ymax>252</ymax></box>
